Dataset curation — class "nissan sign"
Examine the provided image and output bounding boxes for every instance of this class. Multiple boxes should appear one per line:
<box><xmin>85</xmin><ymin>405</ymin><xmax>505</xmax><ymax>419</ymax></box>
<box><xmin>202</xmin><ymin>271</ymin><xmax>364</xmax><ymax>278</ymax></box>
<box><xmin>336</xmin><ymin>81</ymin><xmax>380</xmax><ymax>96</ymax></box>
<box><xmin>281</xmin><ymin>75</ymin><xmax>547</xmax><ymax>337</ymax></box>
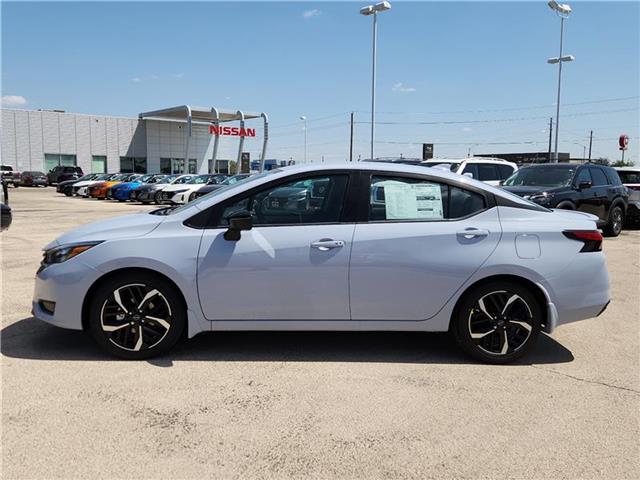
<box><xmin>210</xmin><ymin>125</ymin><xmax>257</xmax><ymax>137</ymax></box>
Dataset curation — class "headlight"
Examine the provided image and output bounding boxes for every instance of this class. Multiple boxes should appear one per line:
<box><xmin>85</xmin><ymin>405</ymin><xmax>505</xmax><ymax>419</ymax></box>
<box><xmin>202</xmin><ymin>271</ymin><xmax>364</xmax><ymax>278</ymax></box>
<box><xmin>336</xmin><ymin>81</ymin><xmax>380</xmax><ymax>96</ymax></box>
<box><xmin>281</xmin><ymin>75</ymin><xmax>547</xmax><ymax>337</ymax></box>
<box><xmin>171</xmin><ymin>189</ymin><xmax>188</xmax><ymax>195</ymax></box>
<box><xmin>41</xmin><ymin>241</ymin><xmax>102</xmax><ymax>269</ymax></box>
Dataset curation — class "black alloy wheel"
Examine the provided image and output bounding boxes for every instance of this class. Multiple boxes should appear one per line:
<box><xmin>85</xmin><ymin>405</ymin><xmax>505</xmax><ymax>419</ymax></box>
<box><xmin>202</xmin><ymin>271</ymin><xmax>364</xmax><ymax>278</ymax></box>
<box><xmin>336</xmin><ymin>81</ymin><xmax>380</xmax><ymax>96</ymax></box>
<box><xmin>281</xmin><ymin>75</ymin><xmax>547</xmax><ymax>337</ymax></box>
<box><xmin>451</xmin><ymin>282</ymin><xmax>541</xmax><ymax>364</ymax></box>
<box><xmin>604</xmin><ymin>205</ymin><xmax>623</xmax><ymax>237</ymax></box>
<box><xmin>88</xmin><ymin>273</ymin><xmax>185</xmax><ymax>359</ymax></box>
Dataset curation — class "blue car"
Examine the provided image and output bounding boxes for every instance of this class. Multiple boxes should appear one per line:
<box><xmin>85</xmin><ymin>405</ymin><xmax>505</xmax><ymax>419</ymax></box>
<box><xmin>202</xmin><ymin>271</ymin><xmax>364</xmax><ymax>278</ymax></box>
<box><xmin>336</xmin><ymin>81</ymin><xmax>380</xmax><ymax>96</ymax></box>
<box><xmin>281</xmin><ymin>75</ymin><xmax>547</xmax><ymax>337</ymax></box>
<box><xmin>108</xmin><ymin>174</ymin><xmax>165</xmax><ymax>201</ymax></box>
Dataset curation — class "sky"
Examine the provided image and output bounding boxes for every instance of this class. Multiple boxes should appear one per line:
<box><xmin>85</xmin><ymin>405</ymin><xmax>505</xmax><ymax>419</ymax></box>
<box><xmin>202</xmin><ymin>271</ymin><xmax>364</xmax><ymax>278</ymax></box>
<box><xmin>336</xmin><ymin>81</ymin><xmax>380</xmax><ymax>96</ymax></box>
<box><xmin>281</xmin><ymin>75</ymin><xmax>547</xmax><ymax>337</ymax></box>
<box><xmin>2</xmin><ymin>1</ymin><xmax>639</xmax><ymax>164</ymax></box>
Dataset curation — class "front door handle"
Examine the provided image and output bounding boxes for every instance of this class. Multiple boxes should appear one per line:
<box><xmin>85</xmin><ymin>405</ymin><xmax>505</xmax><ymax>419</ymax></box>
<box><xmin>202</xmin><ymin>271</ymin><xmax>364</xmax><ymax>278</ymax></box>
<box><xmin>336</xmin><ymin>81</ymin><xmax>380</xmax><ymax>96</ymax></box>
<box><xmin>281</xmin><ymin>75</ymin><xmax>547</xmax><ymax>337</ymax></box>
<box><xmin>311</xmin><ymin>239</ymin><xmax>345</xmax><ymax>251</ymax></box>
<box><xmin>457</xmin><ymin>228</ymin><xmax>489</xmax><ymax>239</ymax></box>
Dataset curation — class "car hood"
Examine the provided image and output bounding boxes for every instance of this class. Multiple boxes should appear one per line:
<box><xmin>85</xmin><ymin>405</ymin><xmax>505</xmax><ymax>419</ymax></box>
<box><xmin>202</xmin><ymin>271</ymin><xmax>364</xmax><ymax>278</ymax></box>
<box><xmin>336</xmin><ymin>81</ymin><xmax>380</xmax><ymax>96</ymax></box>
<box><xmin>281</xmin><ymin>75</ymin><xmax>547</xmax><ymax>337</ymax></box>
<box><xmin>113</xmin><ymin>181</ymin><xmax>141</xmax><ymax>190</ymax></box>
<box><xmin>501</xmin><ymin>185</ymin><xmax>568</xmax><ymax>197</ymax></box>
<box><xmin>163</xmin><ymin>184</ymin><xmax>194</xmax><ymax>192</ymax></box>
<box><xmin>45</xmin><ymin>212</ymin><xmax>165</xmax><ymax>250</ymax></box>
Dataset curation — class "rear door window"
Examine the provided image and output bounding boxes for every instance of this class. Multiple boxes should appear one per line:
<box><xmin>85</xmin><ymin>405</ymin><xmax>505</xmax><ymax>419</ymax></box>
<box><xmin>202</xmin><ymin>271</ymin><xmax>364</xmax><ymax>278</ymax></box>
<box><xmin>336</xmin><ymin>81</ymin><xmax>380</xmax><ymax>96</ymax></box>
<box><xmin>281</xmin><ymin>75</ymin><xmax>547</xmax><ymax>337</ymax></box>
<box><xmin>497</xmin><ymin>164</ymin><xmax>515</xmax><ymax>180</ymax></box>
<box><xmin>368</xmin><ymin>176</ymin><xmax>486</xmax><ymax>221</ymax></box>
<box><xmin>590</xmin><ymin>168</ymin><xmax>609</xmax><ymax>186</ymax></box>
<box><xmin>477</xmin><ymin>164</ymin><xmax>501</xmax><ymax>182</ymax></box>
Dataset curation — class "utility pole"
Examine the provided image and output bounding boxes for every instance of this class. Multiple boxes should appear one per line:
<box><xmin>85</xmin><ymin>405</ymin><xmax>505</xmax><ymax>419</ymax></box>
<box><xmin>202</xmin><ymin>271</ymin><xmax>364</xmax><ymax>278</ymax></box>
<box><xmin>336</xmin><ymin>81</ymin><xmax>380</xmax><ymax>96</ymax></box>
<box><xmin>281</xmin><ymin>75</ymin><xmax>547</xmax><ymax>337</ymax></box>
<box><xmin>588</xmin><ymin>130</ymin><xmax>593</xmax><ymax>159</ymax></box>
<box><xmin>349</xmin><ymin>112</ymin><xmax>354</xmax><ymax>162</ymax></box>
<box><xmin>548</xmin><ymin>117</ymin><xmax>553</xmax><ymax>159</ymax></box>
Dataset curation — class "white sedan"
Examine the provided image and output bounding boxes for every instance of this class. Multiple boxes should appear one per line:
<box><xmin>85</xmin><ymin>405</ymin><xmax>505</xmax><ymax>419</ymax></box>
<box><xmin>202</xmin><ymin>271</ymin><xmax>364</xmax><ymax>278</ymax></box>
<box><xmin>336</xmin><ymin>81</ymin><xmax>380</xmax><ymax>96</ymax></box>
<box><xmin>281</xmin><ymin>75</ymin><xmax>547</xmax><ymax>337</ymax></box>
<box><xmin>33</xmin><ymin>163</ymin><xmax>610</xmax><ymax>362</ymax></box>
<box><xmin>157</xmin><ymin>174</ymin><xmax>222</xmax><ymax>204</ymax></box>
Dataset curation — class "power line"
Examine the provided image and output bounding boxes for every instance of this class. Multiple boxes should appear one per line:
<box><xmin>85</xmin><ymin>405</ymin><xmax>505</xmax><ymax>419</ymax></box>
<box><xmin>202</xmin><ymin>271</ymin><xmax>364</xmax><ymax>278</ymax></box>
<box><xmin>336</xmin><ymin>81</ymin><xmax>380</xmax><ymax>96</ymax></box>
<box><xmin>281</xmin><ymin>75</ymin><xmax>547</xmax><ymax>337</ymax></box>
<box><xmin>353</xmin><ymin>107</ymin><xmax>638</xmax><ymax>126</ymax></box>
<box><xmin>356</xmin><ymin>95</ymin><xmax>640</xmax><ymax>115</ymax></box>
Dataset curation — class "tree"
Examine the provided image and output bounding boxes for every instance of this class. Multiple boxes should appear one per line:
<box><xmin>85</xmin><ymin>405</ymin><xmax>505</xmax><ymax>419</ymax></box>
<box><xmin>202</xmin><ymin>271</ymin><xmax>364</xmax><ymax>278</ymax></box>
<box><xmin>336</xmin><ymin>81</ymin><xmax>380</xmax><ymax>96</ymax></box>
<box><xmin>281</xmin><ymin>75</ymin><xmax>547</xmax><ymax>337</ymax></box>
<box><xmin>610</xmin><ymin>159</ymin><xmax>635</xmax><ymax>167</ymax></box>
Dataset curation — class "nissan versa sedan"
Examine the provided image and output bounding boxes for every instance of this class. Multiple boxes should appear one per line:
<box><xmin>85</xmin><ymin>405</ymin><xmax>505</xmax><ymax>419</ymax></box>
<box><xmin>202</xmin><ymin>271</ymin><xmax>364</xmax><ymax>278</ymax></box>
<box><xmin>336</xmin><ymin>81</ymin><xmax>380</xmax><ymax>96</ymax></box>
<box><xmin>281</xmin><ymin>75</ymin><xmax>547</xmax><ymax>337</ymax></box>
<box><xmin>33</xmin><ymin>163</ymin><xmax>610</xmax><ymax>362</ymax></box>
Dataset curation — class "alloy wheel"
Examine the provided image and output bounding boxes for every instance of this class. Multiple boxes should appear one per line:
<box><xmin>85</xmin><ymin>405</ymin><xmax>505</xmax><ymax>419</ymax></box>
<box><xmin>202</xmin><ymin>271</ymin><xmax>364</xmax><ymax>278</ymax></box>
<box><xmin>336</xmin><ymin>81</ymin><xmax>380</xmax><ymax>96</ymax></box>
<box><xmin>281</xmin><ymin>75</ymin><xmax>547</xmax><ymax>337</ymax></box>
<box><xmin>100</xmin><ymin>283</ymin><xmax>173</xmax><ymax>352</ymax></box>
<box><xmin>612</xmin><ymin>208</ymin><xmax>623</xmax><ymax>235</ymax></box>
<box><xmin>467</xmin><ymin>290</ymin><xmax>533</xmax><ymax>356</ymax></box>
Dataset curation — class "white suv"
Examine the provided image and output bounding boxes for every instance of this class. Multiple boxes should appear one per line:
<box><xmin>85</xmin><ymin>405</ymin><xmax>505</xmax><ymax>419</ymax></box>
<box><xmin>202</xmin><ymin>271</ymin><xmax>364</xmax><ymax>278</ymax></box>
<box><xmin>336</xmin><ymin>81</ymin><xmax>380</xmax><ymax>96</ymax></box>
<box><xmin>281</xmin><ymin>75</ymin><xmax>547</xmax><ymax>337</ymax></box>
<box><xmin>422</xmin><ymin>157</ymin><xmax>518</xmax><ymax>186</ymax></box>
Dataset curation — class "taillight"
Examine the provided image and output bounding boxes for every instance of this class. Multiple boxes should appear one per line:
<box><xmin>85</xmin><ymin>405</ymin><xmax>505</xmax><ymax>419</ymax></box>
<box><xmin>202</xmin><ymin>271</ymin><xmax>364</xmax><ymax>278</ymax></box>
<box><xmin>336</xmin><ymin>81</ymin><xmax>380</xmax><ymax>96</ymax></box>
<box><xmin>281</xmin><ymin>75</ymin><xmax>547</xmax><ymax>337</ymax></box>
<box><xmin>563</xmin><ymin>230</ymin><xmax>603</xmax><ymax>252</ymax></box>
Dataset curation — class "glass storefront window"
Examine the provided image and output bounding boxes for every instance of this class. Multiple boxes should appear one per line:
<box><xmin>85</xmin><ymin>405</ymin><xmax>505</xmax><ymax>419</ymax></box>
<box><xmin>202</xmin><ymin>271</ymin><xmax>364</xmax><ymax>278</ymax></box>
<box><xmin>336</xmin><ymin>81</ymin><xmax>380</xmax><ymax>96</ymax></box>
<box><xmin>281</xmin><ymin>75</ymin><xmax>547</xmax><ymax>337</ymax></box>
<box><xmin>120</xmin><ymin>157</ymin><xmax>147</xmax><ymax>173</ymax></box>
<box><xmin>91</xmin><ymin>156</ymin><xmax>107</xmax><ymax>173</ymax></box>
<box><xmin>44</xmin><ymin>154</ymin><xmax>77</xmax><ymax>172</ymax></box>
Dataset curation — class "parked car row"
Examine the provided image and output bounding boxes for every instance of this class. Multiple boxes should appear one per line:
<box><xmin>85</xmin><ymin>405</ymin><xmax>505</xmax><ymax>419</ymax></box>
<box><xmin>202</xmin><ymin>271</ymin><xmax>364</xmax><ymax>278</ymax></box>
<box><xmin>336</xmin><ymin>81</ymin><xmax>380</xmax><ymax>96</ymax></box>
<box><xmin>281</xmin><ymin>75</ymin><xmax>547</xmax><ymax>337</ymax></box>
<box><xmin>419</xmin><ymin>159</ymin><xmax>635</xmax><ymax>237</ymax></box>
<box><xmin>55</xmin><ymin>172</ymin><xmax>255</xmax><ymax>205</ymax></box>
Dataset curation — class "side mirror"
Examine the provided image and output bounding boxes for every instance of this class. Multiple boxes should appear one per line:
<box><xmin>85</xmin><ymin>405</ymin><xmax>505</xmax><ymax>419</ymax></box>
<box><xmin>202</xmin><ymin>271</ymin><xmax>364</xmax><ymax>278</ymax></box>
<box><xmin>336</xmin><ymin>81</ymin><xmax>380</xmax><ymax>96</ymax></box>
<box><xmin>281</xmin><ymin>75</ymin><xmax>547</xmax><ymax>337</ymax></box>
<box><xmin>499</xmin><ymin>180</ymin><xmax>505</xmax><ymax>186</ymax></box>
<box><xmin>578</xmin><ymin>181</ymin><xmax>592</xmax><ymax>190</ymax></box>
<box><xmin>224</xmin><ymin>210</ymin><xmax>253</xmax><ymax>241</ymax></box>
<box><xmin>463</xmin><ymin>172</ymin><xmax>474</xmax><ymax>179</ymax></box>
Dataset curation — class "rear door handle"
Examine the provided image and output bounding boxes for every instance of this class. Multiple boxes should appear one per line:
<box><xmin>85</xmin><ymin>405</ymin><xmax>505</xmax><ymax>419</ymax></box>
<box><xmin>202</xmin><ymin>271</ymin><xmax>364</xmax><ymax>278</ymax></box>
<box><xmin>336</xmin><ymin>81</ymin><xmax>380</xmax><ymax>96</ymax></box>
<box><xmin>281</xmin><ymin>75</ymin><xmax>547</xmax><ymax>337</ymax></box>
<box><xmin>311</xmin><ymin>239</ymin><xmax>345</xmax><ymax>251</ymax></box>
<box><xmin>457</xmin><ymin>228</ymin><xmax>489</xmax><ymax>239</ymax></box>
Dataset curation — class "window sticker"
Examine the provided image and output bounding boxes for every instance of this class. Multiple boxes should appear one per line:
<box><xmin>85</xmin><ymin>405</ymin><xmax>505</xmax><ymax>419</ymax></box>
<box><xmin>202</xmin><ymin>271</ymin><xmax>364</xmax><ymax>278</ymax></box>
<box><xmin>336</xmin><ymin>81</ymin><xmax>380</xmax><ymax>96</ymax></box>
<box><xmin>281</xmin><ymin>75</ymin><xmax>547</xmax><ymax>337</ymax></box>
<box><xmin>383</xmin><ymin>183</ymin><xmax>443</xmax><ymax>220</ymax></box>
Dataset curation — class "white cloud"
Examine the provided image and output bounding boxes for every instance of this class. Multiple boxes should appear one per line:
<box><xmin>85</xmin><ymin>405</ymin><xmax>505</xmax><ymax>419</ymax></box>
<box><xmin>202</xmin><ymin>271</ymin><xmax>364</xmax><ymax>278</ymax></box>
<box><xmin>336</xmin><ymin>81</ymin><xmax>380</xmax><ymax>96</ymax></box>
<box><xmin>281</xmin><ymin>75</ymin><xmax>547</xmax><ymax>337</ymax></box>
<box><xmin>172</xmin><ymin>73</ymin><xmax>184</xmax><ymax>79</ymax></box>
<box><xmin>303</xmin><ymin>9</ymin><xmax>321</xmax><ymax>19</ymax></box>
<box><xmin>1</xmin><ymin>95</ymin><xmax>27</xmax><ymax>106</ymax></box>
<box><xmin>462</xmin><ymin>127</ymin><xmax>473</xmax><ymax>132</ymax></box>
<box><xmin>392</xmin><ymin>82</ymin><xmax>416</xmax><ymax>93</ymax></box>
<box><xmin>131</xmin><ymin>77</ymin><xmax>142</xmax><ymax>83</ymax></box>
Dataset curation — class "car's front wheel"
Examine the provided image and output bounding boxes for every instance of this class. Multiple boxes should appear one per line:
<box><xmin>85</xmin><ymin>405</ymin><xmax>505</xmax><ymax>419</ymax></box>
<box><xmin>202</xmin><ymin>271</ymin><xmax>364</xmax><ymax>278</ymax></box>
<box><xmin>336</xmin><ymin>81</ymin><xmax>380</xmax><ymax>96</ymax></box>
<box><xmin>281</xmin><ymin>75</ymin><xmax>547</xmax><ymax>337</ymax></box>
<box><xmin>88</xmin><ymin>273</ymin><xmax>186</xmax><ymax>359</ymax></box>
<box><xmin>451</xmin><ymin>281</ymin><xmax>541</xmax><ymax>364</ymax></box>
<box><xmin>154</xmin><ymin>191</ymin><xmax>164</xmax><ymax>205</ymax></box>
<box><xmin>603</xmin><ymin>204</ymin><xmax>624</xmax><ymax>237</ymax></box>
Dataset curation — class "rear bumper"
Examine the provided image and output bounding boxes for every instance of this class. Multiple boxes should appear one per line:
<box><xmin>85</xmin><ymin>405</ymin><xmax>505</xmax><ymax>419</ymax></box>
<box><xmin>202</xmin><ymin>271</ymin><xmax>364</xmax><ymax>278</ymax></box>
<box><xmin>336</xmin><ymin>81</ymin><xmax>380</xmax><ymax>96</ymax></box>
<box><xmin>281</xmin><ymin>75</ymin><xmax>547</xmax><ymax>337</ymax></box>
<box><xmin>544</xmin><ymin>252</ymin><xmax>611</xmax><ymax>332</ymax></box>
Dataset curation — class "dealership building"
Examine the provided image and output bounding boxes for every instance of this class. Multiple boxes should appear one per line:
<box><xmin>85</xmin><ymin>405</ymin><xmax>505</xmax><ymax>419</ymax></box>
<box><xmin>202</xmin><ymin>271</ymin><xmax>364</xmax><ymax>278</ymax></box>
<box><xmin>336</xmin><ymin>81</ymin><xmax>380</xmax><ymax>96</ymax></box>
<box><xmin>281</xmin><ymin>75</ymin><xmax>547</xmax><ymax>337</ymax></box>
<box><xmin>1</xmin><ymin>106</ymin><xmax>269</xmax><ymax>175</ymax></box>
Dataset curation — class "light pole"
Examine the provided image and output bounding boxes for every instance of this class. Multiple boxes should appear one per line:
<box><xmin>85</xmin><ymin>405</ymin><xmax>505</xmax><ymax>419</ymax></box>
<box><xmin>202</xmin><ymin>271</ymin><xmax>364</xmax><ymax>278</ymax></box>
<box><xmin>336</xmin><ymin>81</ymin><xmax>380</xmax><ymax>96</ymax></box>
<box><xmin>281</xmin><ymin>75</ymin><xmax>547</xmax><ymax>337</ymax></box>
<box><xmin>360</xmin><ymin>1</ymin><xmax>391</xmax><ymax>161</ymax></box>
<box><xmin>547</xmin><ymin>0</ymin><xmax>574</xmax><ymax>163</ymax></box>
<box><xmin>300</xmin><ymin>115</ymin><xmax>307</xmax><ymax>163</ymax></box>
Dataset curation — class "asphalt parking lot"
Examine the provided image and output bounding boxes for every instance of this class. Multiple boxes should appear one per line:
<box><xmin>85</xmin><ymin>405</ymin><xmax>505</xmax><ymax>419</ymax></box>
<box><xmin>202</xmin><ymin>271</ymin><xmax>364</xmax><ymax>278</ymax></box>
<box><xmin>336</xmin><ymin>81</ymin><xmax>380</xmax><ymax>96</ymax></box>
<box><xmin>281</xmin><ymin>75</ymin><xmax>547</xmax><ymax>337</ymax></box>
<box><xmin>1</xmin><ymin>187</ymin><xmax>639</xmax><ymax>479</ymax></box>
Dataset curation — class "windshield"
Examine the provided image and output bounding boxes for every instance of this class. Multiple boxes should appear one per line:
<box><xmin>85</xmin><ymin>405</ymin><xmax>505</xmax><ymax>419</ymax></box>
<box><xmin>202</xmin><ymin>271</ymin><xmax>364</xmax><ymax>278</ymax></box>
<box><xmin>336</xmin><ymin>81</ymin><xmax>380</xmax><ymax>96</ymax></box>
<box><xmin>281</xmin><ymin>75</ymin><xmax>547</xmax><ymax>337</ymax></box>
<box><xmin>172</xmin><ymin>176</ymin><xmax>193</xmax><ymax>185</ymax></box>
<box><xmin>137</xmin><ymin>175</ymin><xmax>154</xmax><ymax>182</ymax></box>
<box><xmin>221</xmin><ymin>174</ymin><xmax>250</xmax><ymax>185</ymax></box>
<box><xmin>187</xmin><ymin>175</ymin><xmax>212</xmax><ymax>185</ymax></box>
<box><xmin>168</xmin><ymin>172</ymin><xmax>273</xmax><ymax>215</ymax></box>
<box><xmin>503</xmin><ymin>167</ymin><xmax>575</xmax><ymax>187</ymax></box>
<box><xmin>617</xmin><ymin>170</ymin><xmax>640</xmax><ymax>184</ymax></box>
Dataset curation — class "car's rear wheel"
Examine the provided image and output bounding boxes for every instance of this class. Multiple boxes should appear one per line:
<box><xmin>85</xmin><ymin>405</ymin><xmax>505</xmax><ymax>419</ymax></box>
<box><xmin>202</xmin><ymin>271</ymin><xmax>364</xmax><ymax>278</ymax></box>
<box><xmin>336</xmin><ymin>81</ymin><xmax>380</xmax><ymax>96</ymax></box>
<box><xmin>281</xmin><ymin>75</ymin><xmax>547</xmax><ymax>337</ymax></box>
<box><xmin>603</xmin><ymin>204</ymin><xmax>623</xmax><ymax>237</ymax></box>
<box><xmin>451</xmin><ymin>281</ymin><xmax>541</xmax><ymax>364</ymax></box>
<box><xmin>88</xmin><ymin>273</ymin><xmax>186</xmax><ymax>359</ymax></box>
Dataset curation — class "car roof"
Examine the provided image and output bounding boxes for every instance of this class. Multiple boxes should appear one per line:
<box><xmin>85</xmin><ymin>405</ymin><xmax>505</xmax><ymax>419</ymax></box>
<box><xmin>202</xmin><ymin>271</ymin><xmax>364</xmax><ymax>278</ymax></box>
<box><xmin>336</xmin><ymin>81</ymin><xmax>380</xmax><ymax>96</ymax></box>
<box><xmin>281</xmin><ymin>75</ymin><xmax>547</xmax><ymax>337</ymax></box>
<box><xmin>615</xmin><ymin>166</ymin><xmax>640</xmax><ymax>171</ymax></box>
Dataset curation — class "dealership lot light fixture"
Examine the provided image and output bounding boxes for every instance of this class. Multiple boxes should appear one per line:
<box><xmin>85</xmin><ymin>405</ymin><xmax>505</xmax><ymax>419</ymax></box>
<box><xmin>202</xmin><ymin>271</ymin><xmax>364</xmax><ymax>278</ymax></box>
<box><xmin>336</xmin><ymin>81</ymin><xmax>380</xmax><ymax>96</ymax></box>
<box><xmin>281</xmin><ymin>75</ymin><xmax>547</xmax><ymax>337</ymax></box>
<box><xmin>360</xmin><ymin>1</ymin><xmax>392</xmax><ymax>162</ymax></box>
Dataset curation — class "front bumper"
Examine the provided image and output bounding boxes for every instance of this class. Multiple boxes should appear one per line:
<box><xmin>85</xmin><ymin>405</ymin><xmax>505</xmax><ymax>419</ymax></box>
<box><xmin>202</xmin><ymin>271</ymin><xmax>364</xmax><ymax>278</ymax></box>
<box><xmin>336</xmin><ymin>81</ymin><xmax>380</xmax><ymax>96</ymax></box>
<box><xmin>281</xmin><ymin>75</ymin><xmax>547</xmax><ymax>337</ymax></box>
<box><xmin>32</xmin><ymin>259</ymin><xmax>101</xmax><ymax>331</ymax></box>
<box><xmin>134</xmin><ymin>189</ymin><xmax>156</xmax><ymax>202</ymax></box>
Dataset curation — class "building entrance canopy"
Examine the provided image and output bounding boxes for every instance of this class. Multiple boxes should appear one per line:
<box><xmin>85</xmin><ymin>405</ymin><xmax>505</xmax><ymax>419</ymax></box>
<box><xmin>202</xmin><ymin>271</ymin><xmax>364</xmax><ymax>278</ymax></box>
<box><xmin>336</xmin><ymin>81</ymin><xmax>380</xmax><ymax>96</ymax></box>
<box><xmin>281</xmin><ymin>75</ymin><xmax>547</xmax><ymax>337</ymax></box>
<box><xmin>139</xmin><ymin>105</ymin><xmax>268</xmax><ymax>172</ymax></box>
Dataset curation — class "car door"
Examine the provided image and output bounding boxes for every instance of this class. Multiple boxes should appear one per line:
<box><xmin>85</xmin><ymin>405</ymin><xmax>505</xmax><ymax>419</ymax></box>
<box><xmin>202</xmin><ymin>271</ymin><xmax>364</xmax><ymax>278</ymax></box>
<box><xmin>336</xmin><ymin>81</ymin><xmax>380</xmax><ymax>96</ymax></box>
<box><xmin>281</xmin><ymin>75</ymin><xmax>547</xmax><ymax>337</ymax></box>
<box><xmin>197</xmin><ymin>172</ymin><xmax>355</xmax><ymax>321</ymax></box>
<box><xmin>349</xmin><ymin>173</ymin><xmax>501</xmax><ymax>321</ymax></box>
<box><xmin>589</xmin><ymin>167</ymin><xmax>611</xmax><ymax>221</ymax></box>
<box><xmin>573</xmin><ymin>167</ymin><xmax>599</xmax><ymax>216</ymax></box>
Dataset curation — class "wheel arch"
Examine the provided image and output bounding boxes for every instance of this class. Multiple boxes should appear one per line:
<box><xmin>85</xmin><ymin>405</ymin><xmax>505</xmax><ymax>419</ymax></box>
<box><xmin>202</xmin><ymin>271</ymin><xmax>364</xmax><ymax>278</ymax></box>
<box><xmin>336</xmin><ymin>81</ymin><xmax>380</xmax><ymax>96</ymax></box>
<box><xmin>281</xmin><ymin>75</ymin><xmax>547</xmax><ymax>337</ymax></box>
<box><xmin>450</xmin><ymin>274</ymin><xmax>549</xmax><ymax>331</ymax></box>
<box><xmin>81</xmin><ymin>267</ymin><xmax>188</xmax><ymax>336</ymax></box>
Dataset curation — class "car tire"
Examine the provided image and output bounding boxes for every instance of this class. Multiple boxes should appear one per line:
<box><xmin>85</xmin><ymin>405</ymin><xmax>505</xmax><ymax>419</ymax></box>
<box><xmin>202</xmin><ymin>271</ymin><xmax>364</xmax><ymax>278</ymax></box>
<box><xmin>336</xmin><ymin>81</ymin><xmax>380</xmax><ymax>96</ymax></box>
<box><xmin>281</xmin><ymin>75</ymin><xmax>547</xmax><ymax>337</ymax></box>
<box><xmin>450</xmin><ymin>281</ymin><xmax>542</xmax><ymax>364</ymax></box>
<box><xmin>188</xmin><ymin>192</ymin><xmax>197</xmax><ymax>202</ymax></box>
<box><xmin>555</xmin><ymin>201</ymin><xmax>575</xmax><ymax>210</ymax></box>
<box><xmin>154</xmin><ymin>191</ymin><xmax>164</xmax><ymax>205</ymax></box>
<box><xmin>603</xmin><ymin>204</ymin><xmax>624</xmax><ymax>237</ymax></box>
<box><xmin>87</xmin><ymin>272</ymin><xmax>186</xmax><ymax>359</ymax></box>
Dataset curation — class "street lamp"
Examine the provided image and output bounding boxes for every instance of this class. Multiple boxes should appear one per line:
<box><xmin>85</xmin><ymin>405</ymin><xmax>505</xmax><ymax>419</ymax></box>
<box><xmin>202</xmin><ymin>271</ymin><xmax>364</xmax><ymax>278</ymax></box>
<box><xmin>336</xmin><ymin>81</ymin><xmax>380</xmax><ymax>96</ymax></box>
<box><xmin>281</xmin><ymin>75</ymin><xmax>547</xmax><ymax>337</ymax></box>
<box><xmin>360</xmin><ymin>1</ymin><xmax>392</xmax><ymax>161</ymax></box>
<box><xmin>547</xmin><ymin>0</ymin><xmax>574</xmax><ymax>163</ymax></box>
<box><xmin>300</xmin><ymin>115</ymin><xmax>307</xmax><ymax>163</ymax></box>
